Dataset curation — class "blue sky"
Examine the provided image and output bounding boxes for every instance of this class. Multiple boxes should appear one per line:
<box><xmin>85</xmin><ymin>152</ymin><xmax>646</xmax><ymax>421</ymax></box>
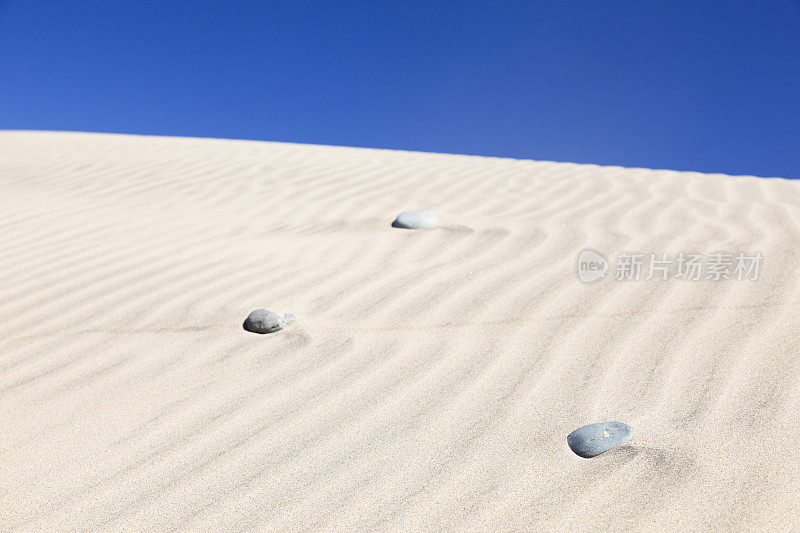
<box><xmin>1</xmin><ymin>1</ymin><xmax>798</xmax><ymax>178</ymax></box>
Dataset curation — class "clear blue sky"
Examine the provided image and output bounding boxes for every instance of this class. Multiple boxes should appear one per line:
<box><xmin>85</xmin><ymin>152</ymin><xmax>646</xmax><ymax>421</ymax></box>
<box><xmin>1</xmin><ymin>1</ymin><xmax>798</xmax><ymax>178</ymax></box>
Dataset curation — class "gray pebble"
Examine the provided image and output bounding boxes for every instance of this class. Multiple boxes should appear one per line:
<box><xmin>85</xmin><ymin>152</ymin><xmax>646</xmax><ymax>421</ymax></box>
<box><xmin>567</xmin><ymin>421</ymin><xmax>634</xmax><ymax>458</ymax></box>
<box><xmin>392</xmin><ymin>210</ymin><xmax>438</xmax><ymax>229</ymax></box>
<box><xmin>243</xmin><ymin>309</ymin><xmax>295</xmax><ymax>334</ymax></box>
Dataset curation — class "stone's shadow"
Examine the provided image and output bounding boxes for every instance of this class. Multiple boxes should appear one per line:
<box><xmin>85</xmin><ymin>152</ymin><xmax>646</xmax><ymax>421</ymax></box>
<box><xmin>604</xmin><ymin>444</ymin><xmax>657</xmax><ymax>460</ymax></box>
<box><xmin>563</xmin><ymin>444</ymin><xmax>696</xmax><ymax>526</ymax></box>
<box><xmin>601</xmin><ymin>444</ymin><xmax>694</xmax><ymax>470</ymax></box>
<box><xmin>439</xmin><ymin>224</ymin><xmax>475</xmax><ymax>234</ymax></box>
<box><xmin>605</xmin><ymin>445</ymin><xmax>695</xmax><ymax>497</ymax></box>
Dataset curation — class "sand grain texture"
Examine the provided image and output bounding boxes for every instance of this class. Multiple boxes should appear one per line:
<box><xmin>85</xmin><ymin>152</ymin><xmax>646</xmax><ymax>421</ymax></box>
<box><xmin>1</xmin><ymin>131</ymin><xmax>800</xmax><ymax>531</ymax></box>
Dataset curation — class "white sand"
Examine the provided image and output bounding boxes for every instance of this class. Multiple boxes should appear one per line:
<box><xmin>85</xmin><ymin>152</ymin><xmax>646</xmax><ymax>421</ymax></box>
<box><xmin>1</xmin><ymin>131</ymin><xmax>799</xmax><ymax>530</ymax></box>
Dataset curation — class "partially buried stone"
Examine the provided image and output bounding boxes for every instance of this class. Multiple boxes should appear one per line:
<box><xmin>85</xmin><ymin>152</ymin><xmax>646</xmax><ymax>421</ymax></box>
<box><xmin>243</xmin><ymin>309</ymin><xmax>295</xmax><ymax>334</ymax></box>
<box><xmin>392</xmin><ymin>210</ymin><xmax>438</xmax><ymax>229</ymax></box>
<box><xmin>567</xmin><ymin>421</ymin><xmax>635</xmax><ymax>458</ymax></box>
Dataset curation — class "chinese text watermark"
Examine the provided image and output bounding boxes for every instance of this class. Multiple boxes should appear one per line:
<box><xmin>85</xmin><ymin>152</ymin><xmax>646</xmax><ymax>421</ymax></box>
<box><xmin>578</xmin><ymin>250</ymin><xmax>762</xmax><ymax>283</ymax></box>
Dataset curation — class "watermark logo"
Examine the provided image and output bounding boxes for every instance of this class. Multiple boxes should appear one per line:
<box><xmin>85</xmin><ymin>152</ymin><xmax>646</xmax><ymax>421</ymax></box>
<box><xmin>577</xmin><ymin>250</ymin><xmax>762</xmax><ymax>282</ymax></box>
<box><xmin>578</xmin><ymin>249</ymin><xmax>608</xmax><ymax>283</ymax></box>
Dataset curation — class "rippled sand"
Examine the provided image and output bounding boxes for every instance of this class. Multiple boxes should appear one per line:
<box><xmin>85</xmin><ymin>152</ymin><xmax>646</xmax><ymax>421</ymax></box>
<box><xmin>2</xmin><ymin>131</ymin><xmax>799</xmax><ymax>530</ymax></box>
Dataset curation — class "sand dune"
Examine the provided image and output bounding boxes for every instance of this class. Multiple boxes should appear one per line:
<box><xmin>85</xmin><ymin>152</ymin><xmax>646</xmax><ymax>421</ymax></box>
<box><xmin>1</xmin><ymin>131</ymin><xmax>799</xmax><ymax>530</ymax></box>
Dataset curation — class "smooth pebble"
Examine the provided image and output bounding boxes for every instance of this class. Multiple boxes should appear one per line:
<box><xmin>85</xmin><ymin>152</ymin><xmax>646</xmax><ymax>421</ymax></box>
<box><xmin>392</xmin><ymin>210</ymin><xmax>438</xmax><ymax>229</ymax></box>
<box><xmin>243</xmin><ymin>309</ymin><xmax>295</xmax><ymax>334</ymax></box>
<box><xmin>567</xmin><ymin>421</ymin><xmax>634</xmax><ymax>458</ymax></box>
